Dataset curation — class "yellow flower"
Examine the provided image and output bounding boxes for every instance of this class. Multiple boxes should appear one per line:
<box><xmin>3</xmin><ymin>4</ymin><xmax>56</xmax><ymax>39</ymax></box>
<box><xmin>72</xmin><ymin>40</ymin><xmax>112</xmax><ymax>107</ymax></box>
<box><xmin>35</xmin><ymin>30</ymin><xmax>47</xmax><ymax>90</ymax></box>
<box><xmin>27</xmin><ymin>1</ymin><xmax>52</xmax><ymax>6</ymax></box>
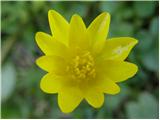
<box><xmin>35</xmin><ymin>10</ymin><xmax>138</xmax><ymax>113</ymax></box>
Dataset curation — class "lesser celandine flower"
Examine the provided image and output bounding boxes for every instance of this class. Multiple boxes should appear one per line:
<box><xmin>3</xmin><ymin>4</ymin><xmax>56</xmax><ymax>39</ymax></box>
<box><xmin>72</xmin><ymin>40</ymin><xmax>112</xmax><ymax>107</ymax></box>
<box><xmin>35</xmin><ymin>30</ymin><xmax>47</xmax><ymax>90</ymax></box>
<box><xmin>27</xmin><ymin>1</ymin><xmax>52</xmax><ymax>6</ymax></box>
<box><xmin>35</xmin><ymin>10</ymin><xmax>138</xmax><ymax>113</ymax></box>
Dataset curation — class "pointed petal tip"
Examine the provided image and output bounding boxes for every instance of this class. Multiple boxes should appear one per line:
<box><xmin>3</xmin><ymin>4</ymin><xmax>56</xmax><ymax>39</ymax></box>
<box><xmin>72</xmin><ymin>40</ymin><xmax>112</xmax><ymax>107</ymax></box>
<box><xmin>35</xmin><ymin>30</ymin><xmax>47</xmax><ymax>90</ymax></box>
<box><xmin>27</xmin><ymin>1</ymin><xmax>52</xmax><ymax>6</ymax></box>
<box><xmin>71</xmin><ymin>14</ymin><xmax>83</xmax><ymax>22</ymax></box>
<box><xmin>105</xmin><ymin>82</ymin><xmax>121</xmax><ymax>95</ymax></box>
<box><xmin>40</xmin><ymin>77</ymin><xmax>47</xmax><ymax>93</ymax></box>
<box><xmin>121</xmin><ymin>63</ymin><xmax>138</xmax><ymax>82</ymax></box>
<box><xmin>101</xmin><ymin>12</ymin><xmax>111</xmax><ymax>19</ymax></box>
<box><xmin>35</xmin><ymin>32</ymin><xmax>41</xmax><ymax>40</ymax></box>
<box><xmin>70</xmin><ymin>13</ymin><xmax>85</xmax><ymax>27</ymax></box>
<box><xmin>93</xmin><ymin>102</ymin><xmax>104</xmax><ymax>108</ymax></box>
<box><xmin>122</xmin><ymin>62</ymin><xmax>139</xmax><ymax>81</ymax></box>
<box><xmin>134</xmin><ymin>39</ymin><xmax>138</xmax><ymax>45</ymax></box>
<box><xmin>39</xmin><ymin>83</ymin><xmax>54</xmax><ymax>94</ymax></box>
<box><xmin>111</xmin><ymin>37</ymin><xmax>139</xmax><ymax>47</ymax></box>
<box><xmin>126</xmin><ymin>37</ymin><xmax>139</xmax><ymax>49</ymax></box>
<box><xmin>35</xmin><ymin>57</ymin><xmax>44</xmax><ymax>69</ymax></box>
<box><xmin>35</xmin><ymin>56</ymin><xmax>49</xmax><ymax>72</ymax></box>
<box><xmin>35</xmin><ymin>32</ymin><xmax>46</xmax><ymax>45</ymax></box>
<box><xmin>48</xmin><ymin>9</ymin><xmax>57</xmax><ymax>16</ymax></box>
<box><xmin>48</xmin><ymin>9</ymin><xmax>64</xmax><ymax>22</ymax></box>
<box><xmin>111</xmin><ymin>84</ymin><xmax>121</xmax><ymax>95</ymax></box>
<box><xmin>39</xmin><ymin>73</ymin><xmax>59</xmax><ymax>94</ymax></box>
<box><xmin>58</xmin><ymin>91</ymin><xmax>83</xmax><ymax>113</ymax></box>
<box><xmin>102</xmin><ymin>11</ymin><xmax>110</xmax><ymax>16</ymax></box>
<box><xmin>130</xmin><ymin>37</ymin><xmax>139</xmax><ymax>45</ymax></box>
<box><xmin>59</xmin><ymin>107</ymin><xmax>73</xmax><ymax>114</ymax></box>
<box><xmin>48</xmin><ymin>9</ymin><xmax>69</xmax><ymax>45</ymax></box>
<box><xmin>133</xmin><ymin>63</ymin><xmax>138</xmax><ymax>74</ymax></box>
<box><xmin>91</xmin><ymin>98</ymin><xmax>104</xmax><ymax>109</ymax></box>
<box><xmin>35</xmin><ymin>57</ymin><xmax>40</xmax><ymax>66</ymax></box>
<box><xmin>85</xmin><ymin>91</ymin><xmax>104</xmax><ymax>108</ymax></box>
<box><xmin>72</xmin><ymin>13</ymin><xmax>80</xmax><ymax>18</ymax></box>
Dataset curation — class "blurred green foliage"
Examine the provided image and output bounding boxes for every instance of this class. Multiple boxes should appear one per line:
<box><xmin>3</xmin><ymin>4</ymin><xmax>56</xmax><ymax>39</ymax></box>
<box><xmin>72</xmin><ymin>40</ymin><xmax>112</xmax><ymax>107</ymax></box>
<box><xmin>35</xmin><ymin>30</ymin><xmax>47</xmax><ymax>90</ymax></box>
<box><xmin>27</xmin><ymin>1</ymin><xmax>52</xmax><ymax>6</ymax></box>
<box><xmin>1</xmin><ymin>1</ymin><xmax>159</xmax><ymax>119</ymax></box>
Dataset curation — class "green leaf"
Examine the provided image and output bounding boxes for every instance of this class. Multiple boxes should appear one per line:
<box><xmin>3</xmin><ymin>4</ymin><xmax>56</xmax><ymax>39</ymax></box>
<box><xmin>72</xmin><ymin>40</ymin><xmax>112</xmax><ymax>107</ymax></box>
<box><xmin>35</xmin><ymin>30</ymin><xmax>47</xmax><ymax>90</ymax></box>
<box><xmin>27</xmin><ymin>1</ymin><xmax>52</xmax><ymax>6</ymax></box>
<box><xmin>135</xmin><ymin>30</ymin><xmax>153</xmax><ymax>53</ymax></box>
<box><xmin>135</xmin><ymin>29</ymin><xmax>158</xmax><ymax>72</ymax></box>
<box><xmin>138</xmin><ymin>92</ymin><xmax>158</xmax><ymax>118</ymax></box>
<box><xmin>109</xmin><ymin>22</ymin><xmax>134</xmax><ymax>37</ymax></box>
<box><xmin>134</xmin><ymin>1</ymin><xmax>156</xmax><ymax>18</ymax></box>
<box><xmin>52</xmin><ymin>2</ymin><xmax>89</xmax><ymax>21</ymax></box>
<box><xmin>2</xmin><ymin>103</ymin><xmax>21</xmax><ymax>118</ymax></box>
<box><xmin>100</xmin><ymin>2</ymin><xmax>124</xmax><ymax>15</ymax></box>
<box><xmin>105</xmin><ymin>84</ymin><xmax>130</xmax><ymax>110</ymax></box>
<box><xmin>150</xmin><ymin>17</ymin><xmax>159</xmax><ymax>37</ymax></box>
<box><xmin>142</xmin><ymin>48</ymin><xmax>158</xmax><ymax>72</ymax></box>
<box><xmin>122</xmin><ymin>8</ymin><xmax>134</xmax><ymax>19</ymax></box>
<box><xmin>32</xmin><ymin>1</ymin><xmax>46</xmax><ymax>12</ymax></box>
<box><xmin>125</xmin><ymin>102</ymin><xmax>140</xmax><ymax>118</ymax></box>
<box><xmin>2</xmin><ymin>62</ymin><xmax>17</xmax><ymax>102</ymax></box>
<box><xmin>126</xmin><ymin>92</ymin><xmax>158</xmax><ymax>118</ymax></box>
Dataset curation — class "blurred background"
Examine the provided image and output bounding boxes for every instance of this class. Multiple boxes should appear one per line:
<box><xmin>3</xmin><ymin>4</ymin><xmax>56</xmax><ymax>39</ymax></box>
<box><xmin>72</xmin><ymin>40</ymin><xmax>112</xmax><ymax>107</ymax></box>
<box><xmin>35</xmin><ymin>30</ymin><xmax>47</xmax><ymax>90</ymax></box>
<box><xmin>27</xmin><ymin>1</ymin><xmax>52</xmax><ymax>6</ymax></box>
<box><xmin>1</xmin><ymin>1</ymin><xmax>159</xmax><ymax>119</ymax></box>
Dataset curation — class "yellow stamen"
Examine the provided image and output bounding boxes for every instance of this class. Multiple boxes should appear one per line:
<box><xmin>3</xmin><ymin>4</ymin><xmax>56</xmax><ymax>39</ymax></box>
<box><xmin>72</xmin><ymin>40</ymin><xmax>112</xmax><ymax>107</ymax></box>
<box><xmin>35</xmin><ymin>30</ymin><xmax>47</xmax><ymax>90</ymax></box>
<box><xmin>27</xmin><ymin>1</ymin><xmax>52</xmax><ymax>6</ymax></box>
<box><xmin>67</xmin><ymin>51</ymin><xmax>96</xmax><ymax>80</ymax></box>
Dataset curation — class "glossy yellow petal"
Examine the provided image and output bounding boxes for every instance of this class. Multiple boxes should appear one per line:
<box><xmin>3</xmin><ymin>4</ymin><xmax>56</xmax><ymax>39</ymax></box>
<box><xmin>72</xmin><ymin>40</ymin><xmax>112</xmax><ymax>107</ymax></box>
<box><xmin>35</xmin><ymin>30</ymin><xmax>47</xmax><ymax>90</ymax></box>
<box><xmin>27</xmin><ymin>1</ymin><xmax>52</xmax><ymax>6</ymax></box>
<box><xmin>69</xmin><ymin>14</ymin><xmax>89</xmax><ymax>51</ymax></box>
<box><xmin>58</xmin><ymin>87</ymin><xmax>83</xmax><ymax>113</ymax></box>
<box><xmin>48</xmin><ymin>10</ymin><xmax>69</xmax><ymax>45</ymax></box>
<box><xmin>96</xmin><ymin>78</ymin><xmax>120</xmax><ymax>94</ymax></box>
<box><xmin>36</xmin><ymin>55</ymin><xmax>67</xmax><ymax>75</ymax></box>
<box><xmin>40</xmin><ymin>73</ymin><xmax>61</xmax><ymax>93</ymax></box>
<box><xmin>85</xmin><ymin>88</ymin><xmax>104</xmax><ymax>108</ymax></box>
<box><xmin>87</xmin><ymin>12</ymin><xmax>110</xmax><ymax>55</ymax></box>
<box><xmin>97</xmin><ymin>61</ymin><xmax>138</xmax><ymax>83</ymax></box>
<box><xmin>35</xmin><ymin>32</ymin><xmax>68</xmax><ymax>57</ymax></box>
<box><xmin>98</xmin><ymin>37</ymin><xmax>138</xmax><ymax>61</ymax></box>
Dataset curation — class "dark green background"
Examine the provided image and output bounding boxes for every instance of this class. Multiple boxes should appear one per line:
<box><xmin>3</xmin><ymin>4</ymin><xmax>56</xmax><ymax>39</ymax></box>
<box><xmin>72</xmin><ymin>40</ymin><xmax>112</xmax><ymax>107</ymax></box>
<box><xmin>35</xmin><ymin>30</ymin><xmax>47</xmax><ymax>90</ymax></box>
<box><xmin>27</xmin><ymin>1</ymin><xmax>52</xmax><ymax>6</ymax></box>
<box><xmin>1</xmin><ymin>1</ymin><xmax>159</xmax><ymax>119</ymax></box>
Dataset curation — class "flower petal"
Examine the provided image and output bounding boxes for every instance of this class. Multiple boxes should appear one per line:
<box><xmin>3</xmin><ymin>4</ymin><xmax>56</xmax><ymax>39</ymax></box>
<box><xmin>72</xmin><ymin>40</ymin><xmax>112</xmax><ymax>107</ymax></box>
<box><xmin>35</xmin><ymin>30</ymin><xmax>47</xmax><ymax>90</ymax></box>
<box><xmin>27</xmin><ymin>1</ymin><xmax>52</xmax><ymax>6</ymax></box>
<box><xmin>48</xmin><ymin>10</ymin><xmax>69</xmax><ymax>45</ymax></box>
<box><xmin>35</xmin><ymin>32</ymin><xmax>68</xmax><ymax>57</ymax></box>
<box><xmin>58</xmin><ymin>87</ymin><xmax>83</xmax><ymax>113</ymax></box>
<box><xmin>69</xmin><ymin>14</ymin><xmax>89</xmax><ymax>51</ymax></box>
<box><xmin>97</xmin><ymin>61</ymin><xmax>138</xmax><ymax>83</ymax></box>
<box><xmin>85</xmin><ymin>88</ymin><xmax>104</xmax><ymax>108</ymax></box>
<box><xmin>102</xmin><ymin>81</ymin><xmax>120</xmax><ymax>94</ymax></box>
<box><xmin>97</xmin><ymin>78</ymin><xmax>120</xmax><ymax>95</ymax></box>
<box><xmin>87</xmin><ymin>12</ymin><xmax>110</xmax><ymax>55</ymax></box>
<box><xmin>98</xmin><ymin>37</ymin><xmax>138</xmax><ymax>61</ymax></box>
<box><xmin>36</xmin><ymin>55</ymin><xmax>67</xmax><ymax>75</ymax></box>
<box><xmin>40</xmin><ymin>73</ymin><xmax>61</xmax><ymax>93</ymax></box>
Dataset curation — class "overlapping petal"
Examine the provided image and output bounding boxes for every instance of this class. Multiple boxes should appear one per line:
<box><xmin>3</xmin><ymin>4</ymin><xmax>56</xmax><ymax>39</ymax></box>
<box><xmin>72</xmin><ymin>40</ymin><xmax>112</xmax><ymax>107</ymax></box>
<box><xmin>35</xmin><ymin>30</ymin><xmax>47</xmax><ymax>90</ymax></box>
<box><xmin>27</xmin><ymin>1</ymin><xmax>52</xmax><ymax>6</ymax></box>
<box><xmin>85</xmin><ymin>88</ymin><xmax>104</xmax><ymax>108</ymax></box>
<box><xmin>96</xmin><ymin>78</ymin><xmax>120</xmax><ymax>94</ymax></box>
<box><xmin>36</xmin><ymin>55</ymin><xmax>67</xmax><ymax>75</ymax></box>
<box><xmin>40</xmin><ymin>73</ymin><xmax>61</xmax><ymax>93</ymax></box>
<box><xmin>48</xmin><ymin>10</ymin><xmax>69</xmax><ymax>45</ymax></box>
<box><xmin>58</xmin><ymin>87</ymin><xmax>83</xmax><ymax>113</ymax></box>
<box><xmin>35</xmin><ymin>32</ymin><xmax>68</xmax><ymax>57</ymax></box>
<box><xmin>97</xmin><ymin>60</ymin><xmax>138</xmax><ymax>83</ymax></box>
<box><xmin>87</xmin><ymin>12</ymin><xmax>110</xmax><ymax>55</ymax></box>
<box><xmin>98</xmin><ymin>37</ymin><xmax>138</xmax><ymax>61</ymax></box>
<box><xmin>69</xmin><ymin>14</ymin><xmax>89</xmax><ymax>51</ymax></box>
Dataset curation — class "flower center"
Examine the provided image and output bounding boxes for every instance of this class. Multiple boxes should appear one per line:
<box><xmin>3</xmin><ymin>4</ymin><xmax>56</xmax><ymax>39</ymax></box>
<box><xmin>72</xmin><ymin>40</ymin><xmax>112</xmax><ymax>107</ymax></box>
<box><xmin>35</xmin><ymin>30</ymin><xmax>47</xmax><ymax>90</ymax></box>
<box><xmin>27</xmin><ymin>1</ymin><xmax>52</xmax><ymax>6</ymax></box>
<box><xmin>67</xmin><ymin>52</ymin><xmax>96</xmax><ymax>80</ymax></box>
